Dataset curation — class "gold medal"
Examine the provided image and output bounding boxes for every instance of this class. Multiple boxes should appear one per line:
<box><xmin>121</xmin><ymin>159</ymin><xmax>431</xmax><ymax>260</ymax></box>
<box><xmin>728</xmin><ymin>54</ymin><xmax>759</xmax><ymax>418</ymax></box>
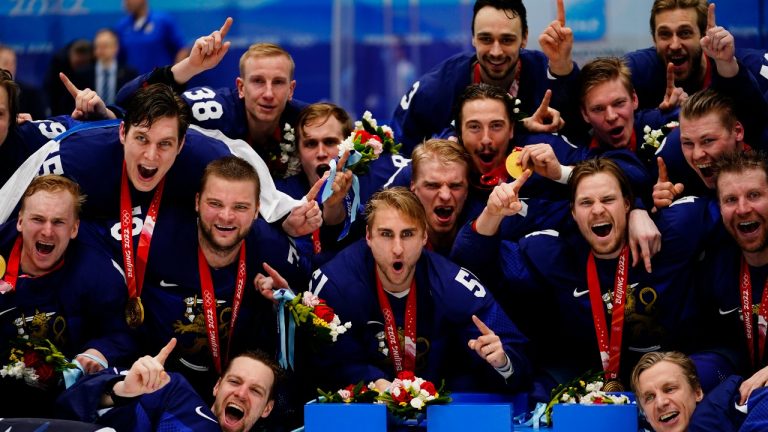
<box><xmin>505</xmin><ymin>148</ymin><xmax>524</xmax><ymax>179</ymax></box>
<box><xmin>603</xmin><ymin>380</ymin><xmax>624</xmax><ymax>393</ymax></box>
<box><xmin>125</xmin><ymin>297</ymin><xmax>145</xmax><ymax>328</ymax></box>
<box><xmin>0</xmin><ymin>255</ymin><xmax>5</xmax><ymax>279</ymax></box>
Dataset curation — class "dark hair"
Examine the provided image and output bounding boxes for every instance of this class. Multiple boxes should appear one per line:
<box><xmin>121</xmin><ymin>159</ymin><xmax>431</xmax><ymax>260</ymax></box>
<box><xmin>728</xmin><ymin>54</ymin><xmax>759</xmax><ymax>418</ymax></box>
<box><xmin>579</xmin><ymin>57</ymin><xmax>634</xmax><ymax>106</ymax></box>
<box><xmin>225</xmin><ymin>350</ymin><xmax>283</xmax><ymax>401</ymax></box>
<box><xmin>681</xmin><ymin>88</ymin><xmax>738</xmax><ymax>132</ymax></box>
<box><xmin>650</xmin><ymin>0</ymin><xmax>708</xmax><ymax>39</ymax></box>
<box><xmin>200</xmin><ymin>156</ymin><xmax>261</xmax><ymax>206</ymax></box>
<box><xmin>455</xmin><ymin>83</ymin><xmax>516</xmax><ymax>139</ymax></box>
<box><xmin>568</xmin><ymin>158</ymin><xmax>635</xmax><ymax>210</ymax></box>
<box><xmin>472</xmin><ymin>0</ymin><xmax>528</xmax><ymax>38</ymax></box>
<box><xmin>122</xmin><ymin>83</ymin><xmax>191</xmax><ymax>141</ymax></box>
<box><xmin>0</xmin><ymin>68</ymin><xmax>20</xmax><ymax>137</ymax></box>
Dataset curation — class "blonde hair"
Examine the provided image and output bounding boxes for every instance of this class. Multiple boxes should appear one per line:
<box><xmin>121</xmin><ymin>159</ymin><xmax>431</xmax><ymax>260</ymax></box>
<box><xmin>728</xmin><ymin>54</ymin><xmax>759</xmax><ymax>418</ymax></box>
<box><xmin>239</xmin><ymin>43</ymin><xmax>295</xmax><ymax>79</ymax></box>
<box><xmin>365</xmin><ymin>187</ymin><xmax>427</xmax><ymax>232</ymax></box>
<box><xmin>411</xmin><ymin>138</ymin><xmax>470</xmax><ymax>182</ymax></box>
<box><xmin>22</xmin><ymin>175</ymin><xmax>86</xmax><ymax>217</ymax></box>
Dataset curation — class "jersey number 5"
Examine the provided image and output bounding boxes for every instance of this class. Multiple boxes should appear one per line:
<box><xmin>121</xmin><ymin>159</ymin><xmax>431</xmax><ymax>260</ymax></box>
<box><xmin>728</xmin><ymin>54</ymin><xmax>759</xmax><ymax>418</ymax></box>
<box><xmin>455</xmin><ymin>269</ymin><xmax>486</xmax><ymax>298</ymax></box>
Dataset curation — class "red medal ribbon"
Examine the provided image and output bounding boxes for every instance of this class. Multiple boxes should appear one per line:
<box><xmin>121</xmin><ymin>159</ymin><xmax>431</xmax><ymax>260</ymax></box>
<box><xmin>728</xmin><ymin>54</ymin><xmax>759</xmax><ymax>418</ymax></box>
<box><xmin>197</xmin><ymin>243</ymin><xmax>247</xmax><ymax>375</ymax></box>
<box><xmin>312</xmin><ymin>229</ymin><xmax>322</xmax><ymax>254</ymax></box>
<box><xmin>376</xmin><ymin>272</ymin><xmax>417</xmax><ymax>373</ymax></box>
<box><xmin>589</xmin><ymin>130</ymin><xmax>637</xmax><ymax>152</ymax></box>
<box><xmin>702</xmin><ymin>56</ymin><xmax>713</xmax><ymax>89</ymax></box>
<box><xmin>477</xmin><ymin>164</ymin><xmax>511</xmax><ymax>189</ymax></box>
<box><xmin>473</xmin><ymin>61</ymin><xmax>522</xmax><ymax>97</ymax></box>
<box><xmin>739</xmin><ymin>256</ymin><xmax>768</xmax><ymax>369</ymax></box>
<box><xmin>120</xmin><ymin>161</ymin><xmax>165</xmax><ymax>300</ymax></box>
<box><xmin>2</xmin><ymin>236</ymin><xmax>23</xmax><ymax>290</ymax></box>
<box><xmin>587</xmin><ymin>245</ymin><xmax>629</xmax><ymax>381</ymax></box>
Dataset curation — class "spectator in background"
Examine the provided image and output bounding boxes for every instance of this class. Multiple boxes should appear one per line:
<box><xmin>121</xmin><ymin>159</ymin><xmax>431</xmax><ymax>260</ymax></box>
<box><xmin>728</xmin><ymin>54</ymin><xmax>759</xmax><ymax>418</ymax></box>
<box><xmin>0</xmin><ymin>45</ymin><xmax>48</xmax><ymax>120</ymax></box>
<box><xmin>45</xmin><ymin>39</ymin><xmax>92</xmax><ymax>116</ymax></box>
<box><xmin>72</xmin><ymin>29</ymin><xmax>137</xmax><ymax>106</ymax></box>
<box><xmin>115</xmin><ymin>0</ymin><xmax>187</xmax><ymax>74</ymax></box>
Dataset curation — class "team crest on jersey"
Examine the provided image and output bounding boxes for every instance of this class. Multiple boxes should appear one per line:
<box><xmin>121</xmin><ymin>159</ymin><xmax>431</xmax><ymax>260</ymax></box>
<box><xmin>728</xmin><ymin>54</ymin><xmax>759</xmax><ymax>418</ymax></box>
<box><xmin>13</xmin><ymin>309</ymin><xmax>66</xmax><ymax>346</ymax></box>
<box><xmin>173</xmin><ymin>295</ymin><xmax>231</xmax><ymax>355</ymax></box>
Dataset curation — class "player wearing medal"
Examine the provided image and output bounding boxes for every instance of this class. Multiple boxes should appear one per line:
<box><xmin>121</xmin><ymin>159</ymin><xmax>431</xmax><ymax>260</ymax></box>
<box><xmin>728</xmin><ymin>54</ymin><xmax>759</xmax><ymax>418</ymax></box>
<box><xmin>58</xmin><ymin>339</ymin><xmax>280</xmax><ymax>432</ymax></box>
<box><xmin>116</xmin><ymin>18</ymin><xmax>309</xmax><ymax>180</ymax></box>
<box><xmin>301</xmin><ymin>187</ymin><xmax>530</xmax><ymax>393</ymax></box>
<box><xmin>135</xmin><ymin>156</ymin><xmax>309</xmax><ymax>405</ymax></box>
<box><xmin>453</xmin><ymin>158</ymin><xmax>716</xmax><ymax>395</ymax></box>
<box><xmin>390</xmin><ymin>0</ymin><xmax>578</xmax><ymax>154</ymax></box>
<box><xmin>693</xmin><ymin>151</ymin><xmax>768</xmax><ymax>406</ymax></box>
<box><xmin>0</xmin><ymin>175</ymin><xmax>134</xmax><ymax>417</ymax></box>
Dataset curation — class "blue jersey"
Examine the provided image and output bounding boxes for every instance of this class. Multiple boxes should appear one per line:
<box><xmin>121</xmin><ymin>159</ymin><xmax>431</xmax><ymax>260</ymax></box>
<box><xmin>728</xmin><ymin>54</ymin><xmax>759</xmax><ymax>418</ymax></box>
<box><xmin>0</xmin><ymin>116</ymin><xmax>80</xmax><ymax>186</ymax></box>
<box><xmin>276</xmin><ymin>152</ymin><xmax>412</xmax><ymax>265</ymax></box>
<box><xmin>0</xmin><ymin>121</ymin><xmax>301</xmax><ymax>226</ymax></box>
<box><xmin>115</xmin><ymin>11</ymin><xmax>185</xmax><ymax>75</ymax></box>
<box><xmin>117</xmin><ymin>73</ymin><xmax>308</xmax><ymax>178</ymax></box>
<box><xmin>125</xmin><ymin>205</ymin><xmax>307</xmax><ymax>399</ymax></box>
<box><xmin>0</xmin><ymin>221</ymin><xmax>135</xmax><ymax>366</ymax></box>
<box><xmin>309</xmin><ymin>240</ymin><xmax>530</xmax><ymax>392</ymax></box>
<box><xmin>391</xmin><ymin>50</ymin><xmax>579</xmax><ymax>155</ymax></box>
<box><xmin>625</xmin><ymin>47</ymin><xmax>768</xmax><ymax>146</ymax></box>
<box><xmin>453</xmin><ymin>195</ymin><xmax>716</xmax><ymax>385</ymax></box>
<box><xmin>57</xmin><ymin>368</ymin><xmax>221</xmax><ymax>432</ymax></box>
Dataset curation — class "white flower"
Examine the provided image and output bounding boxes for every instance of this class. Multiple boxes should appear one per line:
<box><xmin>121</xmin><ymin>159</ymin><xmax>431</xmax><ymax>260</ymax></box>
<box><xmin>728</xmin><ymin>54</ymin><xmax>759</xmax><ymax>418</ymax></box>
<box><xmin>515</xmin><ymin>98</ymin><xmax>521</xmax><ymax>106</ymax></box>
<box><xmin>339</xmin><ymin>136</ymin><xmax>355</xmax><ymax>159</ymax></box>
<box><xmin>280</xmin><ymin>154</ymin><xmax>289</xmax><ymax>163</ymax></box>
<box><xmin>344</xmin><ymin>322</ymin><xmax>352</xmax><ymax>329</ymax></box>
<box><xmin>381</xmin><ymin>125</ymin><xmax>393</xmax><ymax>138</ymax></box>
<box><xmin>391</xmin><ymin>386</ymin><xmax>401</xmax><ymax>398</ymax></box>
<box><xmin>362</xmin><ymin>111</ymin><xmax>377</xmax><ymax>128</ymax></box>
<box><xmin>410</xmin><ymin>397</ymin><xmax>425</xmax><ymax>410</ymax></box>
<box><xmin>301</xmin><ymin>292</ymin><xmax>321</xmax><ymax>308</ymax></box>
<box><xmin>585</xmin><ymin>381</ymin><xmax>603</xmax><ymax>392</ymax></box>
<box><xmin>513</xmin><ymin>108</ymin><xmax>520</xmax><ymax>114</ymax></box>
<box><xmin>368</xmin><ymin>382</ymin><xmax>376</xmax><ymax>390</ymax></box>
<box><xmin>337</xmin><ymin>389</ymin><xmax>352</xmax><ymax>400</ymax></box>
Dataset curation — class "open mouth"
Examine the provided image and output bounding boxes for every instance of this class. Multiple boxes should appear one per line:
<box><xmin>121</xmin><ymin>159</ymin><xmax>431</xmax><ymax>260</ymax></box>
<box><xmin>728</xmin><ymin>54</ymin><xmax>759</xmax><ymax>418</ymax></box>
<box><xmin>393</xmin><ymin>261</ymin><xmax>404</xmax><ymax>272</ymax></box>
<box><xmin>697</xmin><ymin>163</ymin><xmax>714</xmax><ymax>179</ymax></box>
<box><xmin>36</xmin><ymin>241</ymin><xmax>54</xmax><ymax>254</ymax></box>
<box><xmin>316</xmin><ymin>164</ymin><xmax>331</xmax><ymax>178</ymax></box>
<box><xmin>214</xmin><ymin>224</ymin><xmax>237</xmax><ymax>232</ymax></box>
<box><xmin>434</xmin><ymin>206</ymin><xmax>454</xmax><ymax>222</ymax></box>
<box><xmin>738</xmin><ymin>221</ymin><xmax>760</xmax><ymax>234</ymax></box>
<box><xmin>225</xmin><ymin>403</ymin><xmax>245</xmax><ymax>423</ymax></box>
<box><xmin>591</xmin><ymin>223</ymin><xmax>612</xmax><ymax>237</ymax></box>
<box><xmin>477</xmin><ymin>152</ymin><xmax>496</xmax><ymax>164</ymax></box>
<box><xmin>659</xmin><ymin>411</ymin><xmax>679</xmax><ymax>423</ymax></box>
<box><xmin>609</xmin><ymin>126</ymin><xmax>624</xmax><ymax>137</ymax></box>
<box><xmin>668</xmin><ymin>54</ymin><xmax>687</xmax><ymax>66</ymax></box>
<box><xmin>137</xmin><ymin>165</ymin><xmax>158</xmax><ymax>179</ymax></box>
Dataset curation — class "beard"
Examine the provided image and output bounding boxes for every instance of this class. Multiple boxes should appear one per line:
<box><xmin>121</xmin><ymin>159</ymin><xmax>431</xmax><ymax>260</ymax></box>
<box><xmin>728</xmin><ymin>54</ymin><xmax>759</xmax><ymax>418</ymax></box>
<box><xmin>198</xmin><ymin>219</ymin><xmax>250</xmax><ymax>255</ymax></box>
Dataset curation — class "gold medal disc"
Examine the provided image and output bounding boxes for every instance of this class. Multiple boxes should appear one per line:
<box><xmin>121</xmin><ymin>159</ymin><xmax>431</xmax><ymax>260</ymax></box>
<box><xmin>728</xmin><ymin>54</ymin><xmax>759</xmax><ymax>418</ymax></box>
<box><xmin>505</xmin><ymin>148</ymin><xmax>524</xmax><ymax>179</ymax></box>
<box><xmin>125</xmin><ymin>297</ymin><xmax>145</xmax><ymax>328</ymax></box>
<box><xmin>0</xmin><ymin>255</ymin><xmax>5</xmax><ymax>279</ymax></box>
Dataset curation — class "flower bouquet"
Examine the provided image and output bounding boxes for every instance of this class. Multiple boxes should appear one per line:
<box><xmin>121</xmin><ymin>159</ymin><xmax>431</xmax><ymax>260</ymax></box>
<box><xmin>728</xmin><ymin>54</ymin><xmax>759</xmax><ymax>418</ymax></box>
<box><xmin>318</xmin><ymin>381</ymin><xmax>379</xmax><ymax>404</ymax></box>
<box><xmin>544</xmin><ymin>370</ymin><xmax>632</xmax><ymax>425</ymax></box>
<box><xmin>377</xmin><ymin>371</ymin><xmax>451</xmax><ymax>421</ymax></box>
<box><xmin>338</xmin><ymin>111</ymin><xmax>402</xmax><ymax>176</ymax></box>
<box><xmin>285</xmin><ymin>291</ymin><xmax>351</xmax><ymax>343</ymax></box>
<box><xmin>267</xmin><ymin>123</ymin><xmax>302</xmax><ymax>179</ymax></box>
<box><xmin>639</xmin><ymin>121</ymin><xmax>679</xmax><ymax>165</ymax></box>
<box><xmin>1</xmin><ymin>337</ymin><xmax>75</xmax><ymax>389</ymax></box>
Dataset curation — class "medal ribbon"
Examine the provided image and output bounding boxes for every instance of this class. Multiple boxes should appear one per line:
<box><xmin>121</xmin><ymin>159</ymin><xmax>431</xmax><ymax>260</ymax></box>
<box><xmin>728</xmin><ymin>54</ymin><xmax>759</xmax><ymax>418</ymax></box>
<box><xmin>589</xmin><ymin>130</ymin><xmax>637</xmax><ymax>152</ymax></box>
<box><xmin>739</xmin><ymin>256</ymin><xmax>768</xmax><ymax>369</ymax></box>
<box><xmin>376</xmin><ymin>272</ymin><xmax>417</xmax><ymax>373</ymax></box>
<box><xmin>2</xmin><ymin>236</ymin><xmax>23</xmax><ymax>290</ymax></box>
<box><xmin>312</xmin><ymin>230</ymin><xmax>322</xmax><ymax>254</ymax></box>
<box><xmin>587</xmin><ymin>245</ymin><xmax>629</xmax><ymax>381</ymax></box>
<box><xmin>120</xmin><ymin>161</ymin><xmax>165</xmax><ymax>301</ymax></box>
<box><xmin>197</xmin><ymin>243</ymin><xmax>247</xmax><ymax>375</ymax></box>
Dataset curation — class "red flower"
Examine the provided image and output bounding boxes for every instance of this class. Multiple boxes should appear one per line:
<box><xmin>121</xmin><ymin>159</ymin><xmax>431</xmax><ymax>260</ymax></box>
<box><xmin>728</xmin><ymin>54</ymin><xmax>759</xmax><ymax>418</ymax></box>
<box><xmin>345</xmin><ymin>384</ymin><xmax>356</xmax><ymax>392</ymax></box>
<box><xmin>420</xmin><ymin>381</ymin><xmax>436</xmax><ymax>395</ymax></box>
<box><xmin>35</xmin><ymin>363</ymin><xmax>55</xmax><ymax>384</ymax></box>
<box><xmin>397</xmin><ymin>371</ymin><xmax>415</xmax><ymax>381</ymax></box>
<box><xmin>391</xmin><ymin>385</ymin><xmax>412</xmax><ymax>404</ymax></box>
<box><xmin>23</xmin><ymin>350</ymin><xmax>43</xmax><ymax>368</ymax></box>
<box><xmin>313</xmin><ymin>305</ymin><xmax>336</xmax><ymax>323</ymax></box>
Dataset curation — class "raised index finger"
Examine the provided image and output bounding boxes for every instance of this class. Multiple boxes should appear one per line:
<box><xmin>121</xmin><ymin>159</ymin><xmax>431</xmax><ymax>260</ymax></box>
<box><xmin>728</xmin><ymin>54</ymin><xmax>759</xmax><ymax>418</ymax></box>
<box><xmin>665</xmin><ymin>63</ymin><xmax>675</xmax><ymax>92</ymax></box>
<box><xmin>707</xmin><ymin>3</ymin><xmax>716</xmax><ymax>30</ymax></box>
<box><xmin>536</xmin><ymin>89</ymin><xmax>552</xmax><ymax>115</ymax></box>
<box><xmin>472</xmin><ymin>315</ymin><xmax>494</xmax><ymax>336</ymax></box>
<box><xmin>557</xmin><ymin>0</ymin><xmax>566</xmax><ymax>26</ymax></box>
<box><xmin>657</xmin><ymin>157</ymin><xmax>669</xmax><ymax>183</ymax></box>
<box><xmin>155</xmin><ymin>338</ymin><xmax>177</xmax><ymax>365</ymax></box>
<box><xmin>219</xmin><ymin>17</ymin><xmax>233</xmax><ymax>38</ymax></box>
<box><xmin>59</xmin><ymin>72</ymin><xmax>80</xmax><ymax>98</ymax></box>
<box><xmin>511</xmin><ymin>169</ymin><xmax>532</xmax><ymax>193</ymax></box>
<box><xmin>305</xmin><ymin>173</ymin><xmax>327</xmax><ymax>201</ymax></box>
